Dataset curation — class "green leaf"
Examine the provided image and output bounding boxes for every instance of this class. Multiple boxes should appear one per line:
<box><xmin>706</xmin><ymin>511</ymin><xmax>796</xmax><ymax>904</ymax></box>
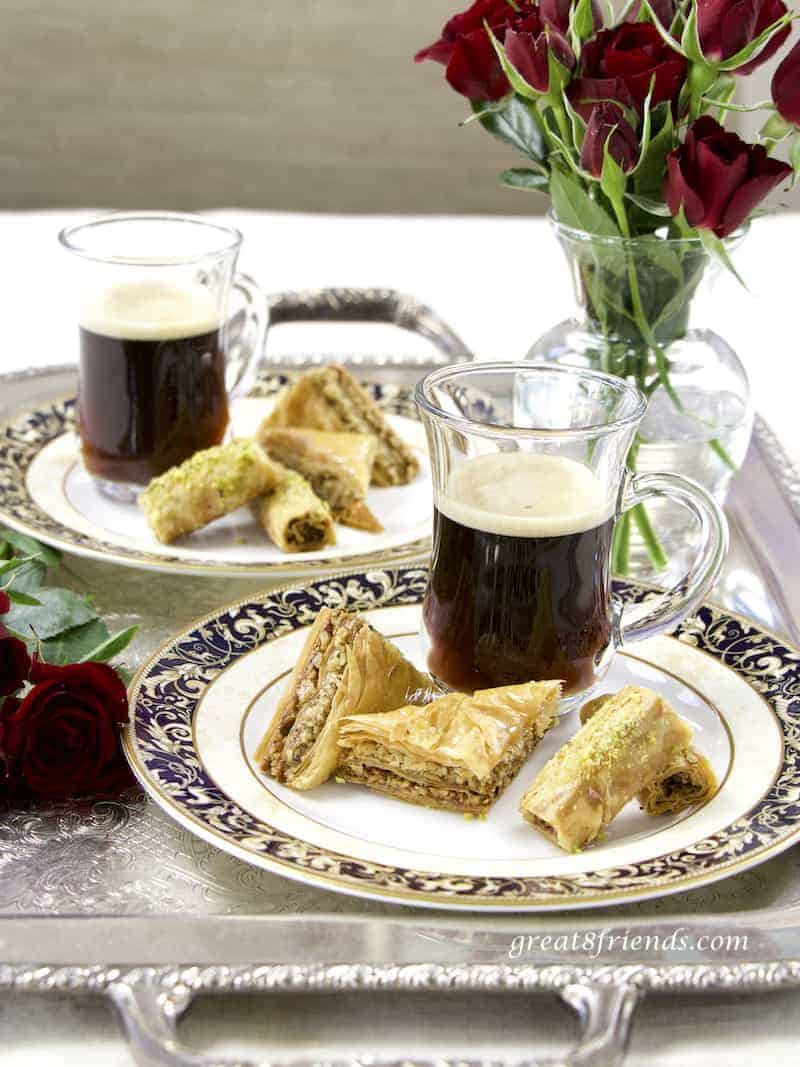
<box><xmin>625</xmin><ymin>193</ymin><xmax>673</xmax><ymax>216</ymax></box>
<box><xmin>637</xmin><ymin>235</ymin><xmax>684</xmax><ymax>283</ymax></box>
<box><xmin>562</xmin><ymin>90</ymin><xmax>587</xmax><ymax>147</ymax></box>
<box><xmin>499</xmin><ymin>167</ymin><xmax>550</xmax><ymax>191</ymax></box>
<box><xmin>791</xmin><ymin>136</ymin><xmax>800</xmax><ymax>186</ymax></box>
<box><xmin>600</xmin><ymin>137</ymin><xmax>628</xmax><ymax>207</ymax></box>
<box><xmin>0</xmin><ymin>528</ymin><xmax>62</xmax><ymax>568</ymax></box>
<box><xmin>633</xmin><ymin>103</ymin><xmax>674</xmax><ymax>200</ymax></box>
<box><xmin>38</xmin><ymin>618</ymin><xmax>111</xmax><ymax>665</ymax></box>
<box><xmin>0</xmin><ymin>556</ymin><xmax>29</xmax><ymax>577</ymax></box>
<box><xmin>486</xmin><ymin>24</ymin><xmax>541</xmax><ymax>102</ymax></box>
<box><xmin>4</xmin><ymin>587</ymin><xmax>98</xmax><ymax>643</ymax></box>
<box><xmin>6</xmin><ymin>589</ymin><xmax>42</xmax><ymax>607</ymax></box>
<box><xmin>473</xmin><ymin>96</ymin><xmax>547</xmax><ymax>163</ymax></box>
<box><xmin>569</xmin><ymin>0</ymin><xmax>597</xmax><ymax>50</ymax></box>
<box><xmin>6</xmin><ymin>560</ymin><xmax>47</xmax><ymax>595</ymax></box>
<box><xmin>699</xmin><ymin>229</ymin><xmax>748</xmax><ymax>289</ymax></box>
<box><xmin>80</xmin><ymin>625</ymin><xmax>138</xmax><ymax>664</ymax></box>
<box><xmin>717</xmin><ymin>12</ymin><xmax>792</xmax><ymax>71</ymax></box>
<box><xmin>680</xmin><ymin>6</ymin><xmax>704</xmax><ymax>63</ymax></box>
<box><xmin>549</xmin><ymin>166</ymin><xmax>620</xmax><ymax>235</ymax></box>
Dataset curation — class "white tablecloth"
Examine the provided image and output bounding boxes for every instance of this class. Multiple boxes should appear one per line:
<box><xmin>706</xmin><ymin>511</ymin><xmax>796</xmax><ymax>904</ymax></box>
<box><xmin>1</xmin><ymin>209</ymin><xmax>798</xmax><ymax>1065</ymax></box>
<box><xmin>1</xmin><ymin>208</ymin><xmax>797</xmax><ymax>461</ymax></box>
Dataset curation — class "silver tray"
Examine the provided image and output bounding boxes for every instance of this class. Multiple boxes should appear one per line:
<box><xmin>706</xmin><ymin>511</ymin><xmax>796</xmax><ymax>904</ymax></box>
<box><xmin>1</xmin><ymin>292</ymin><xmax>799</xmax><ymax>1067</ymax></box>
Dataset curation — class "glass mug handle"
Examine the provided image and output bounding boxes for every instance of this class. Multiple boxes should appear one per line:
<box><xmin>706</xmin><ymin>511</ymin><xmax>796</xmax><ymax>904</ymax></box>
<box><xmin>225</xmin><ymin>271</ymin><xmax>269</xmax><ymax>399</ymax></box>
<box><xmin>615</xmin><ymin>471</ymin><xmax>729</xmax><ymax>645</ymax></box>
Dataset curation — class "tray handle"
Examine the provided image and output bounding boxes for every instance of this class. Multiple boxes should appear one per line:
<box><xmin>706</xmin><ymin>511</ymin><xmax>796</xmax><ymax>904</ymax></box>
<box><xmin>266</xmin><ymin>287</ymin><xmax>476</xmax><ymax>364</ymax></box>
<box><xmin>108</xmin><ymin>977</ymin><xmax>640</xmax><ymax>1067</ymax></box>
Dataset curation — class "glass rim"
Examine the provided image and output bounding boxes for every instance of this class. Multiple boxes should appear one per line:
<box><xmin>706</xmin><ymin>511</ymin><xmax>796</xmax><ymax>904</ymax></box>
<box><xmin>548</xmin><ymin>212</ymin><xmax>748</xmax><ymax>249</ymax></box>
<box><xmin>415</xmin><ymin>361</ymin><xmax>647</xmax><ymax>441</ymax></box>
<box><xmin>58</xmin><ymin>210</ymin><xmax>243</xmax><ymax>265</ymax></box>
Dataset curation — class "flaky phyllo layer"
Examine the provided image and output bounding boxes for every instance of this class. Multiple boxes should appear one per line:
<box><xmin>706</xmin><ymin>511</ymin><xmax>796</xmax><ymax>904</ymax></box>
<box><xmin>256</xmin><ymin>608</ymin><xmax>430</xmax><ymax>790</ymax></box>
<box><xmin>338</xmin><ymin>680</ymin><xmax>562</xmax><ymax>813</ymax></box>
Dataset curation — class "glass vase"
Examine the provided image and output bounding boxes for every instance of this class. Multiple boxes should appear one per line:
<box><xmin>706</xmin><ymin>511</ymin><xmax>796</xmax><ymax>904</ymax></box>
<box><xmin>528</xmin><ymin>219</ymin><xmax>753</xmax><ymax>579</ymax></box>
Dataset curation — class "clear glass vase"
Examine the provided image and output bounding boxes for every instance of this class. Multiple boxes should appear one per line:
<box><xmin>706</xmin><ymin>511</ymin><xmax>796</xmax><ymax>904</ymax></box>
<box><xmin>528</xmin><ymin>219</ymin><xmax>753</xmax><ymax>579</ymax></box>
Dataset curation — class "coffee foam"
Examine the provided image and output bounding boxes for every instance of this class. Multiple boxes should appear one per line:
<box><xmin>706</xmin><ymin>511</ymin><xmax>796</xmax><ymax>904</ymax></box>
<box><xmin>80</xmin><ymin>280</ymin><xmax>220</xmax><ymax>341</ymax></box>
<box><xmin>438</xmin><ymin>452</ymin><xmax>613</xmax><ymax>537</ymax></box>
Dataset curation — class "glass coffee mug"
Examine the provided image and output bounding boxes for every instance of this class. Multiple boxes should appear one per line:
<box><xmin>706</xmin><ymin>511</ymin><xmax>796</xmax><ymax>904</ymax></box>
<box><xmin>415</xmin><ymin>362</ymin><xmax>728</xmax><ymax>706</ymax></box>
<box><xmin>59</xmin><ymin>212</ymin><xmax>266</xmax><ymax>501</ymax></box>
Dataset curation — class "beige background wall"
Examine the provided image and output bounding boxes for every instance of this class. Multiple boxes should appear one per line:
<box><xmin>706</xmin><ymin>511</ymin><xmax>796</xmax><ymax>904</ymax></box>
<box><xmin>1</xmin><ymin>2</ymin><xmax>794</xmax><ymax>213</ymax></box>
<box><xmin>1</xmin><ymin>0</ymin><xmax>533</xmax><ymax>213</ymax></box>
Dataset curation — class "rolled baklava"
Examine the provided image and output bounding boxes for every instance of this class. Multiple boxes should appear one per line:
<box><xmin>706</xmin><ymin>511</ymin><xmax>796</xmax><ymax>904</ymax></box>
<box><xmin>580</xmin><ymin>693</ymin><xmax>717</xmax><ymax>816</ymax></box>
<box><xmin>338</xmin><ymin>680</ymin><xmax>562</xmax><ymax>815</ymax></box>
<box><xmin>257</xmin><ymin>426</ymin><xmax>382</xmax><ymax>532</ymax></box>
<box><xmin>265</xmin><ymin>364</ymin><xmax>419</xmax><ymax>486</ymax></box>
<box><xmin>520</xmin><ymin>685</ymin><xmax>694</xmax><ymax>851</ymax></box>
<box><xmin>256</xmin><ymin>608</ymin><xmax>429</xmax><ymax>789</ymax></box>
<box><xmin>252</xmin><ymin>463</ymin><xmax>335</xmax><ymax>553</ymax></box>
<box><xmin>140</xmin><ymin>439</ymin><xmax>280</xmax><ymax>544</ymax></box>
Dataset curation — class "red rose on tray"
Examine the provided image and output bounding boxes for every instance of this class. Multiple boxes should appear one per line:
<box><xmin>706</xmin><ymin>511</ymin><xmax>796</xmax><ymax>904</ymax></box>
<box><xmin>0</xmin><ymin>659</ymin><xmax>134</xmax><ymax>797</ymax></box>
<box><xmin>569</xmin><ymin>23</ymin><xmax>687</xmax><ymax>117</ymax></box>
<box><xmin>0</xmin><ymin>624</ymin><xmax>30</xmax><ymax>697</ymax></box>
<box><xmin>698</xmin><ymin>0</ymin><xmax>790</xmax><ymax>75</ymax></box>
<box><xmin>665</xmin><ymin>116</ymin><xmax>791</xmax><ymax>237</ymax></box>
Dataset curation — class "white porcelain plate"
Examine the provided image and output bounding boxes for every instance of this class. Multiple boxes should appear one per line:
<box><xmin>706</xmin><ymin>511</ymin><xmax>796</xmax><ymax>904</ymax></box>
<box><xmin>126</xmin><ymin>566</ymin><xmax>800</xmax><ymax>911</ymax></box>
<box><xmin>0</xmin><ymin>384</ymin><xmax>431</xmax><ymax>577</ymax></box>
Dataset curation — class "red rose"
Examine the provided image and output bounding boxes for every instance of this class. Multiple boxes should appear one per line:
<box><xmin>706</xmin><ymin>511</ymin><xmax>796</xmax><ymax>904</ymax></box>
<box><xmin>539</xmin><ymin>0</ymin><xmax>602</xmax><ymax>35</ymax></box>
<box><xmin>580</xmin><ymin>102</ymin><xmax>640</xmax><ymax>177</ymax></box>
<box><xmin>505</xmin><ymin>20</ymin><xmax>575</xmax><ymax>94</ymax></box>
<box><xmin>0</xmin><ymin>590</ymin><xmax>9</xmax><ymax>615</ymax></box>
<box><xmin>0</xmin><ymin>625</ymin><xmax>30</xmax><ymax>697</ymax></box>
<box><xmin>0</xmin><ymin>659</ymin><xmax>133</xmax><ymax>797</ymax></box>
<box><xmin>570</xmin><ymin>23</ymin><xmax>687</xmax><ymax>117</ymax></box>
<box><xmin>699</xmin><ymin>0</ymin><xmax>790</xmax><ymax>75</ymax></box>
<box><xmin>665</xmin><ymin>116</ymin><xmax>791</xmax><ymax>237</ymax></box>
<box><xmin>772</xmin><ymin>38</ymin><xmax>800</xmax><ymax>126</ymax></box>
<box><xmin>416</xmin><ymin>0</ymin><xmax>561</xmax><ymax>101</ymax></box>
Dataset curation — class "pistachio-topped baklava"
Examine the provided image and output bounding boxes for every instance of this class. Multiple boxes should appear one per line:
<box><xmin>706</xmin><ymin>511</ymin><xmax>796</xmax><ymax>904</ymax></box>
<box><xmin>337</xmin><ymin>680</ymin><xmax>562</xmax><ymax>814</ymax></box>
<box><xmin>520</xmin><ymin>685</ymin><xmax>694</xmax><ymax>851</ymax></box>
<box><xmin>580</xmin><ymin>692</ymin><xmax>717</xmax><ymax>816</ymax></box>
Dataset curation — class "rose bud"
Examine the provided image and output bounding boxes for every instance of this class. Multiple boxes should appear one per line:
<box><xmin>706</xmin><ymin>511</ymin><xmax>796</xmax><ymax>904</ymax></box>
<box><xmin>505</xmin><ymin>22</ymin><xmax>575</xmax><ymax>94</ymax></box>
<box><xmin>665</xmin><ymin>116</ymin><xmax>791</xmax><ymax>237</ymax></box>
<box><xmin>569</xmin><ymin>23</ymin><xmax>687</xmax><ymax>118</ymax></box>
<box><xmin>772</xmin><ymin>38</ymin><xmax>800</xmax><ymax>126</ymax></box>
<box><xmin>0</xmin><ymin>659</ymin><xmax>134</xmax><ymax>797</ymax></box>
<box><xmin>580</xmin><ymin>102</ymin><xmax>640</xmax><ymax>177</ymax></box>
<box><xmin>539</xmin><ymin>0</ymin><xmax>602</xmax><ymax>35</ymax></box>
<box><xmin>415</xmin><ymin>0</ymin><xmax>525</xmax><ymax>100</ymax></box>
<box><xmin>699</xmin><ymin>0</ymin><xmax>790</xmax><ymax>75</ymax></box>
<box><xmin>0</xmin><ymin>590</ymin><xmax>9</xmax><ymax>615</ymax></box>
<box><xmin>0</xmin><ymin>624</ymin><xmax>30</xmax><ymax>698</ymax></box>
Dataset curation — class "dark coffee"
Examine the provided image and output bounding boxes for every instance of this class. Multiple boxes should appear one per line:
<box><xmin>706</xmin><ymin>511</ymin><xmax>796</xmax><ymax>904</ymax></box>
<box><xmin>423</xmin><ymin>452</ymin><xmax>614</xmax><ymax>695</ymax></box>
<box><xmin>78</xmin><ymin>282</ymin><xmax>228</xmax><ymax>484</ymax></box>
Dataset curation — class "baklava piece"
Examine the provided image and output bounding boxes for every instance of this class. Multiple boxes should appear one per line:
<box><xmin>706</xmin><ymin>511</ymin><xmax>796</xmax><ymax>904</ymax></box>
<box><xmin>265</xmin><ymin>364</ymin><xmax>419</xmax><ymax>487</ymax></box>
<box><xmin>257</xmin><ymin>427</ymin><xmax>382</xmax><ymax>532</ymax></box>
<box><xmin>338</xmin><ymin>680</ymin><xmax>562</xmax><ymax>815</ymax></box>
<box><xmin>140</xmin><ymin>439</ymin><xmax>279</xmax><ymax>544</ymax></box>
<box><xmin>580</xmin><ymin>693</ymin><xmax>717</xmax><ymax>816</ymax></box>
<box><xmin>256</xmin><ymin>608</ymin><xmax>429</xmax><ymax>789</ymax></box>
<box><xmin>521</xmin><ymin>685</ymin><xmax>694</xmax><ymax>851</ymax></box>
